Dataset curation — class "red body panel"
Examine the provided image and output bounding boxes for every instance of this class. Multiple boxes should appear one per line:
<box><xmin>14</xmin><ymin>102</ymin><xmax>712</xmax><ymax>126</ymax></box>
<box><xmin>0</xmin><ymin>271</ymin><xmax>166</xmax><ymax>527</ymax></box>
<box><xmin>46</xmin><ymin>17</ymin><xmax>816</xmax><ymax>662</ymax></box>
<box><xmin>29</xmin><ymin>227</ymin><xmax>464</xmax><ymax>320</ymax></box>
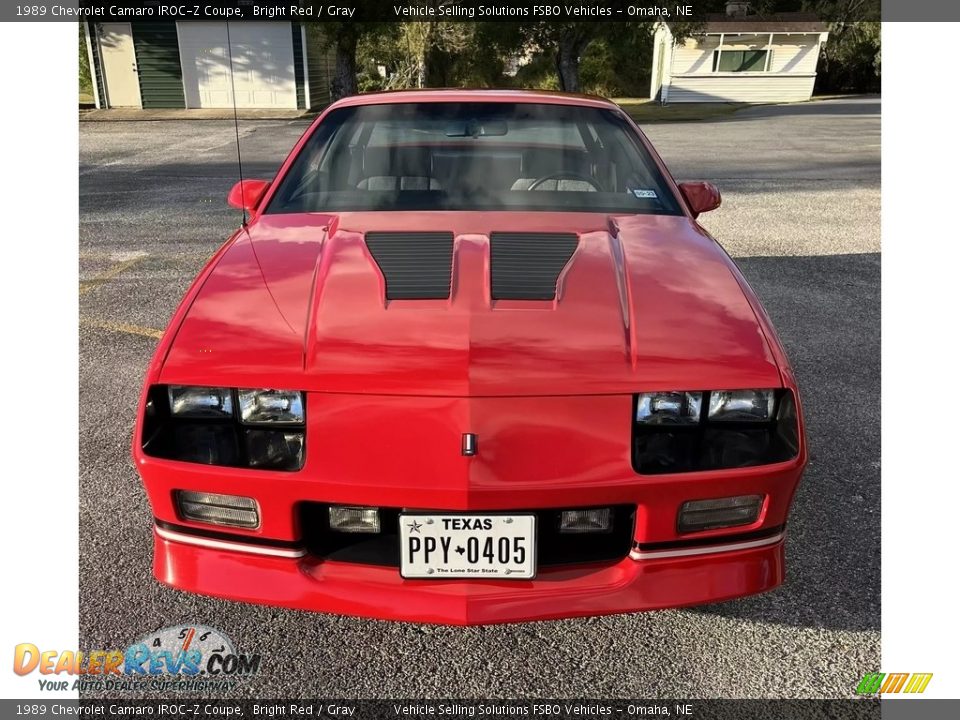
<box><xmin>133</xmin><ymin>90</ymin><xmax>807</xmax><ymax>624</ymax></box>
<box><xmin>159</xmin><ymin>212</ymin><xmax>780</xmax><ymax>395</ymax></box>
<box><xmin>155</xmin><ymin>537</ymin><xmax>785</xmax><ymax>625</ymax></box>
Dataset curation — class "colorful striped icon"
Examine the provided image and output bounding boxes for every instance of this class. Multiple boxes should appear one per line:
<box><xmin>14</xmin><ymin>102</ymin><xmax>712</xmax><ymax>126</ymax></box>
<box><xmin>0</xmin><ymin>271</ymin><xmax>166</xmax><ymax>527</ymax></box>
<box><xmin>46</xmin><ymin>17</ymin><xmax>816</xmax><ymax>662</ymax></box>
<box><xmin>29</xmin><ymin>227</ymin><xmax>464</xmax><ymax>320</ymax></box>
<box><xmin>857</xmin><ymin>672</ymin><xmax>933</xmax><ymax>694</ymax></box>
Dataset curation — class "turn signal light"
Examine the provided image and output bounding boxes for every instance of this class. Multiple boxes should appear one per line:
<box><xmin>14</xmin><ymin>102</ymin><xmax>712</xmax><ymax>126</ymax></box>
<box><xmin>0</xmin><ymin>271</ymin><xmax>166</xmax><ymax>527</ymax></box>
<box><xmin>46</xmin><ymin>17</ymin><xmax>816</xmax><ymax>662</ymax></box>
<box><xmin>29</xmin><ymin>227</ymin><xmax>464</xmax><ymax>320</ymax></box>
<box><xmin>176</xmin><ymin>491</ymin><xmax>259</xmax><ymax>529</ymax></box>
<box><xmin>677</xmin><ymin>495</ymin><xmax>762</xmax><ymax>533</ymax></box>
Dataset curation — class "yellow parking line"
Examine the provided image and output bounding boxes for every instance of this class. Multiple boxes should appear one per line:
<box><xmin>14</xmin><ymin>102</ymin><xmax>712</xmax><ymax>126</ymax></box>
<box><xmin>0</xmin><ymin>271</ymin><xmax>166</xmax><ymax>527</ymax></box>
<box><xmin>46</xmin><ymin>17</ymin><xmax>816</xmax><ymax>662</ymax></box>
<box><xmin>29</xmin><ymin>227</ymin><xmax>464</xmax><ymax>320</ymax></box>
<box><xmin>80</xmin><ymin>317</ymin><xmax>164</xmax><ymax>340</ymax></box>
<box><xmin>79</xmin><ymin>256</ymin><xmax>145</xmax><ymax>295</ymax></box>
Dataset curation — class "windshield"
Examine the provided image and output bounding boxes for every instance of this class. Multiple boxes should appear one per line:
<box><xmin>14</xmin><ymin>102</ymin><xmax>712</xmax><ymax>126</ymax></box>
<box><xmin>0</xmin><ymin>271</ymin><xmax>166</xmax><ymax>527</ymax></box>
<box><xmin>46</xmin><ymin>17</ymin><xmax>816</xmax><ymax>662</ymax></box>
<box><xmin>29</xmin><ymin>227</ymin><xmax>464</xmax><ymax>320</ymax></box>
<box><xmin>266</xmin><ymin>102</ymin><xmax>682</xmax><ymax>215</ymax></box>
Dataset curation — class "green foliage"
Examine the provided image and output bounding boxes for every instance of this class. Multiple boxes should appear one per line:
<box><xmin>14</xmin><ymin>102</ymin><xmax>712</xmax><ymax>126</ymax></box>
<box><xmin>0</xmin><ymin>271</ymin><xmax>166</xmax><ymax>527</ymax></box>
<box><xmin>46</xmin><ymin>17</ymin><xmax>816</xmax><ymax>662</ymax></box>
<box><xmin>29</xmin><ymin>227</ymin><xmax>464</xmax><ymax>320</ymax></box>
<box><xmin>354</xmin><ymin>21</ymin><xmax>529</xmax><ymax>91</ymax></box>
<box><xmin>355</xmin><ymin>24</ymin><xmax>403</xmax><ymax>91</ymax></box>
<box><xmin>510</xmin><ymin>52</ymin><xmax>561</xmax><ymax>91</ymax></box>
<box><xmin>457</xmin><ymin>22</ymin><xmax>527</xmax><ymax>87</ymax></box>
<box><xmin>800</xmin><ymin>0</ymin><xmax>881</xmax><ymax>94</ymax></box>
<box><xmin>815</xmin><ymin>22</ymin><xmax>881</xmax><ymax>94</ymax></box>
<box><xmin>580</xmin><ymin>26</ymin><xmax>655</xmax><ymax>98</ymax></box>
<box><xmin>79</xmin><ymin>23</ymin><xmax>92</xmax><ymax>98</ymax></box>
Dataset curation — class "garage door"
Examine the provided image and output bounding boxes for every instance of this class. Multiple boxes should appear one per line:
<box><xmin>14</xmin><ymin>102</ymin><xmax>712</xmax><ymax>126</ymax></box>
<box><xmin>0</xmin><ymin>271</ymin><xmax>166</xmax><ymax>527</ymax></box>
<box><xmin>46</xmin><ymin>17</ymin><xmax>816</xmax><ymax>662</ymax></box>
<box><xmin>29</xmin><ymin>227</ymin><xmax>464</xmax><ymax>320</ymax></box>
<box><xmin>178</xmin><ymin>22</ymin><xmax>296</xmax><ymax>109</ymax></box>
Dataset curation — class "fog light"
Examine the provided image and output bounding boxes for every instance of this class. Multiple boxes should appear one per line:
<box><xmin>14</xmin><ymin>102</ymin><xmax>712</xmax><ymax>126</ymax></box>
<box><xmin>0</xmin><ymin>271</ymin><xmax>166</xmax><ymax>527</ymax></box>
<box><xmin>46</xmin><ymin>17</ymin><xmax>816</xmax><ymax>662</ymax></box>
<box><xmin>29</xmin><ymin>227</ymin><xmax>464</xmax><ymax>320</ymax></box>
<box><xmin>559</xmin><ymin>508</ymin><xmax>611</xmax><ymax>534</ymax></box>
<box><xmin>329</xmin><ymin>506</ymin><xmax>380</xmax><ymax>534</ymax></box>
<box><xmin>678</xmin><ymin>495</ymin><xmax>762</xmax><ymax>533</ymax></box>
<box><xmin>176</xmin><ymin>491</ymin><xmax>259</xmax><ymax>529</ymax></box>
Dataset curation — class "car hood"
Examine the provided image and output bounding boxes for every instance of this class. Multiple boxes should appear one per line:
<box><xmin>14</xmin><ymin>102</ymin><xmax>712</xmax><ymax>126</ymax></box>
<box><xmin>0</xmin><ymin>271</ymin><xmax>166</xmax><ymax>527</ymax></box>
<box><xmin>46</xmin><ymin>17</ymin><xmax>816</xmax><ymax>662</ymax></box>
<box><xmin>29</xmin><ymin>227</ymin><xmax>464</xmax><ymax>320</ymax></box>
<box><xmin>160</xmin><ymin>211</ymin><xmax>781</xmax><ymax>396</ymax></box>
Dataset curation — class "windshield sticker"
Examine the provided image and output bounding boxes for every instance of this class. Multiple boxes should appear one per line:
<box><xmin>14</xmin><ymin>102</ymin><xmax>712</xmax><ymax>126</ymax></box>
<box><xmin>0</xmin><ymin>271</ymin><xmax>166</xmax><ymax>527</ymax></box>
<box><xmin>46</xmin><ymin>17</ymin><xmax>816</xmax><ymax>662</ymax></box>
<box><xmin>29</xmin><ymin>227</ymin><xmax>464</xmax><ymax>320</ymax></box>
<box><xmin>631</xmin><ymin>189</ymin><xmax>659</xmax><ymax>199</ymax></box>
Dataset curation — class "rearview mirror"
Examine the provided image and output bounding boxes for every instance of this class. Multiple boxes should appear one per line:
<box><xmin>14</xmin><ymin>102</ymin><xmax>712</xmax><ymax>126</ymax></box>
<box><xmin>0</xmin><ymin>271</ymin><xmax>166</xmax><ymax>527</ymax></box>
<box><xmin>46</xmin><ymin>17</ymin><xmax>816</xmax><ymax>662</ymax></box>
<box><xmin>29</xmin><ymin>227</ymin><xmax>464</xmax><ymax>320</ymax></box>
<box><xmin>678</xmin><ymin>181</ymin><xmax>721</xmax><ymax>218</ymax></box>
<box><xmin>227</xmin><ymin>179</ymin><xmax>271</xmax><ymax>214</ymax></box>
<box><xmin>445</xmin><ymin>119</ymin><xmax>508</xmax><ymax>137</ymax></box>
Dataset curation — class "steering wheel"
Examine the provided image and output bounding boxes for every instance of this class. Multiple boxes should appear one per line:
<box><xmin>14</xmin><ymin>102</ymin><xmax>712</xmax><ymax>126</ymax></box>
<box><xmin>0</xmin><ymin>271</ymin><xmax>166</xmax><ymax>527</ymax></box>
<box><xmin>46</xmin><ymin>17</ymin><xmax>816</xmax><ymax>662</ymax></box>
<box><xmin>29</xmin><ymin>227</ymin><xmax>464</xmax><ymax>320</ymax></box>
<box><xmin>527</xmin><ymin>172</ymin><xmax>603</xmax><ymax>192</ymax></box>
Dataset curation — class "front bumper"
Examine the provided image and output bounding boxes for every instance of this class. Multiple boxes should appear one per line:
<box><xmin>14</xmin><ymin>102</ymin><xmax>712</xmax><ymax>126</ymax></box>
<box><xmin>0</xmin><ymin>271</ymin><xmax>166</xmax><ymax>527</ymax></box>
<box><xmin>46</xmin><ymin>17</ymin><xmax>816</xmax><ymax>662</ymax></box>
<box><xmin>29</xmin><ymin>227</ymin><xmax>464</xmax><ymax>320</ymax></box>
<box><xmin>137</xmin><ymin>392</ymin><xmax>804</xmax><ymax>624</ymax></box>
<box><xmin>154</xmin><ymin>530</ymin><xmax>785</xmax><ymax>625</ymax></box>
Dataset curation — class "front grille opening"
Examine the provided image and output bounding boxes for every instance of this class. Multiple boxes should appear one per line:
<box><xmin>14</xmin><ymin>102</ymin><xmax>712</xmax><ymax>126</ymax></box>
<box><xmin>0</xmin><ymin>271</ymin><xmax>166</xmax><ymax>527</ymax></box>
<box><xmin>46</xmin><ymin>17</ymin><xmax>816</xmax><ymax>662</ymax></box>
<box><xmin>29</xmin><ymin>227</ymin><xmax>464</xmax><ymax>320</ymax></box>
<box><xmin>298</xmin><ymin>504</ymin><xmax>636</xmax><ymax>568</ymax></box>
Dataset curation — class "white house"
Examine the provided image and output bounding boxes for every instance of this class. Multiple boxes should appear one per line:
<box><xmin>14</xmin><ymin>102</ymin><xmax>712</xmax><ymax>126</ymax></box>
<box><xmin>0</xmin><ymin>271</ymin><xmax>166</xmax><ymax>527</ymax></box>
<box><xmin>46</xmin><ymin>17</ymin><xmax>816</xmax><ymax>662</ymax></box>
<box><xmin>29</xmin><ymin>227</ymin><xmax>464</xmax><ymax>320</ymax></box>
<box><xmin>84</xmin><ymin>21</ymin><xmax>335</xmax><ymax>111</ymax></box>
<box><xmin>650</xmin><ymin>11</ymin><xmax>829</xmax><ymax>104</ymax></box>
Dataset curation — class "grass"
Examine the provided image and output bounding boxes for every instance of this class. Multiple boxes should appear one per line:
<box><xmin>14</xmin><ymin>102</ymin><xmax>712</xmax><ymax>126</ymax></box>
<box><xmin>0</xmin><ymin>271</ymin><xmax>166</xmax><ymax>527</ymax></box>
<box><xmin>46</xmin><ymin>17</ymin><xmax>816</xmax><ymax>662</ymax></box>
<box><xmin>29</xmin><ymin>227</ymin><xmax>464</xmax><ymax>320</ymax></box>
<box><xmin>614</xmin><ymin>98</ymin><xmax>748</xmax><ymax>123</ymax></box>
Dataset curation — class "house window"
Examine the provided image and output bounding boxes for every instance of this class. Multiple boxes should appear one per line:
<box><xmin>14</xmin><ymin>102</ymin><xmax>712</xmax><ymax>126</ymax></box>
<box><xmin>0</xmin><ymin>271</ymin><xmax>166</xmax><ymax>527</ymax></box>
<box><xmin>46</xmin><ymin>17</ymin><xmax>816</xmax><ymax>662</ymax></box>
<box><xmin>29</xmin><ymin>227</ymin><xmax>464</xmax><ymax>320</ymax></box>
<box><xmin>712</xmin><ymin>49</ymin><xmax>768</xmax><ymax>72</ymax></box>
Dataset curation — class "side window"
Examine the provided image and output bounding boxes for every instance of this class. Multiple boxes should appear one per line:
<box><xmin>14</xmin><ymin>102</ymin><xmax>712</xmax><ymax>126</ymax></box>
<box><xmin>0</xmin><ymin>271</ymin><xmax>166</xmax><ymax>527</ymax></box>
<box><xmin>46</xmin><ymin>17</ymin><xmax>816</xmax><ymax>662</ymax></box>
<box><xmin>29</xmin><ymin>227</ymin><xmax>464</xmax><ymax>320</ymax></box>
<box><xmin>713</xmin><ymin>49</ymin><xmax>769</xmax><ymax>72</ymax></box>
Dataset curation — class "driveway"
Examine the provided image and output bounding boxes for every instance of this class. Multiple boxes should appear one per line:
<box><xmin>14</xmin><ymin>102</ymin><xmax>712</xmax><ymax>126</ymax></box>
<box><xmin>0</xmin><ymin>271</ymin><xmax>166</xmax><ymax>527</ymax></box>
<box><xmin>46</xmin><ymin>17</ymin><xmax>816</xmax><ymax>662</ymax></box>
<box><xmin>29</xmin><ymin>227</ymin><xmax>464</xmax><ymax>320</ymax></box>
<box><xmin>79</xmin><ymin>97</ymin><xmax>880</xmax><ymax>698</ymax></box>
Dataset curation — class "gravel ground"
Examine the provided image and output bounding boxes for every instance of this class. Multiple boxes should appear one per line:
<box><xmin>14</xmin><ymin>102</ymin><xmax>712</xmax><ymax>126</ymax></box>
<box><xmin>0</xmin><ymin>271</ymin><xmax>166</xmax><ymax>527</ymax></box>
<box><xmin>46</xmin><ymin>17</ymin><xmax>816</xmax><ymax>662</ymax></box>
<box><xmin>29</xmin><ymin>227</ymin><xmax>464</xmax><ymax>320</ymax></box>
<box><xmin>79</xmin><ymin>96</ymin><xmax>880</xmax><ymax>698</ymax></box>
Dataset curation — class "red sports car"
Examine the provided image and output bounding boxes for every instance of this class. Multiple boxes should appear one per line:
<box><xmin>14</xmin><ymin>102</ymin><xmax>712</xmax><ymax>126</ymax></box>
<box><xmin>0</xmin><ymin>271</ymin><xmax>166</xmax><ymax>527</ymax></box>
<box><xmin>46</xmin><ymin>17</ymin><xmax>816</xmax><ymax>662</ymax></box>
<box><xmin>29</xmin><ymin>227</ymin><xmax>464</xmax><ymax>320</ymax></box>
<box><xmin>133</xmin><ymin>89</ymin><xmax>806</xmax><ymax>624</ymax></box>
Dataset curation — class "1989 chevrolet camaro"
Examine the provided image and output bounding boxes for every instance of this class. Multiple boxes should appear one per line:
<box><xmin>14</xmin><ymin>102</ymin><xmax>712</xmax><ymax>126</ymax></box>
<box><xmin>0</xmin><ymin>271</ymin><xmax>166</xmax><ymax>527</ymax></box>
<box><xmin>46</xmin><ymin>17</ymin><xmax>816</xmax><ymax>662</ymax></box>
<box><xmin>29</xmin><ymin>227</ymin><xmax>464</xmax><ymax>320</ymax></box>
<box><xmin>133</xmin><ymin>89</ymin><xmax>806</xmax><ymax>624</ymax></box>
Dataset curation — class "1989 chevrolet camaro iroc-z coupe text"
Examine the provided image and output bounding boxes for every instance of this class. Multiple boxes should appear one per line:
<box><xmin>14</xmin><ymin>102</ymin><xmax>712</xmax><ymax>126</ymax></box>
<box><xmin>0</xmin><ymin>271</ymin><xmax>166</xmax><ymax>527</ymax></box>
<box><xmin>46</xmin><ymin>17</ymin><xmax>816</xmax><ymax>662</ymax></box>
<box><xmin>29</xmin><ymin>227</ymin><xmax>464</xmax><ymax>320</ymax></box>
<box><xmin>133</xmin><ymin>89</ymin><xmax>807</xmax><ymax>624</ymax></box>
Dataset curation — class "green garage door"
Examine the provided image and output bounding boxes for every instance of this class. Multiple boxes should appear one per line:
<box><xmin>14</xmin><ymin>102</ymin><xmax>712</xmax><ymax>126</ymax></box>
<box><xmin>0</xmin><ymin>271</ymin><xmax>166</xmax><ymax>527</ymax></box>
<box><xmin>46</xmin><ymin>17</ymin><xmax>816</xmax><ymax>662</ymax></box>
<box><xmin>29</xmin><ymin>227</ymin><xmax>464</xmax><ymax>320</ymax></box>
<box><xmin>131</xmin><ymin>22</ymin><xmax>185</xmax><ymax>109</ymax></box>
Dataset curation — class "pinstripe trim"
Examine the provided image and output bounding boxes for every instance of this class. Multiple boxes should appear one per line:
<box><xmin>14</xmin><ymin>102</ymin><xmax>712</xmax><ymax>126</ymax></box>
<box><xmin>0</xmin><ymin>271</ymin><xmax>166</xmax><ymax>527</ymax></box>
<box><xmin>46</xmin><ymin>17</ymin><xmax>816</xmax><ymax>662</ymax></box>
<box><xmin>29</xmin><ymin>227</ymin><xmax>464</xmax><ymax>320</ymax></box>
<box><xmin>155</xmin><ymin>525</ymin><xmax>306</xmax><ymax>559</ymax></box>
<box><xmin>630</xmin><ymin>530</ymin><xmax>785</xmax><ymax>561</ymax></box>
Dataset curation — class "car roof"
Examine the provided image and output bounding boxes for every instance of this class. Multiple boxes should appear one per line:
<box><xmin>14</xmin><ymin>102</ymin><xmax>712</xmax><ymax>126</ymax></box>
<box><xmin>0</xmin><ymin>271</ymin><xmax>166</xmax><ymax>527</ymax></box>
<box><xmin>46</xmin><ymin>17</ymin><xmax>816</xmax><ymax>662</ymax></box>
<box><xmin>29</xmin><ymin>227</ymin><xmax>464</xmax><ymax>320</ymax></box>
<box><xmin>327</xmin><ymin>89</ymin><xmax>620</xmax><ymax>111</ymax></box>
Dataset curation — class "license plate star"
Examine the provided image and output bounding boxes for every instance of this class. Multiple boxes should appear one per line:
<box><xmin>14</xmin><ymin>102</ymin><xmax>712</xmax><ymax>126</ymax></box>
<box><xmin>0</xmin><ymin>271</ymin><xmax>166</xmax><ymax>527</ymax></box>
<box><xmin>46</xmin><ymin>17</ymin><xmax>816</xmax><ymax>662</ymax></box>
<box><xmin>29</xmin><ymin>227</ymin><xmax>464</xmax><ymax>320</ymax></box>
<box><xmin>407</xmin><ymin>520</ymin><xmax>423</xmax><ymax>533</ymax></box>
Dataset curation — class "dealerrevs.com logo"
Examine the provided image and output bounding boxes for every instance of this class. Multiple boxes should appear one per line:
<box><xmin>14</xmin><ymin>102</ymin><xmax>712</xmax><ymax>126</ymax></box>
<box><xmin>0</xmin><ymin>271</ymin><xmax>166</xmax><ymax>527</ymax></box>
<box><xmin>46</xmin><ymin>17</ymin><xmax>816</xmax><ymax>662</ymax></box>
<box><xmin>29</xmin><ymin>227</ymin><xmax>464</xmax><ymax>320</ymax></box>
<box><xmin>13</xmin><ymin>625</ymin><xmax>260</xmax><ymax>693</ymax></box>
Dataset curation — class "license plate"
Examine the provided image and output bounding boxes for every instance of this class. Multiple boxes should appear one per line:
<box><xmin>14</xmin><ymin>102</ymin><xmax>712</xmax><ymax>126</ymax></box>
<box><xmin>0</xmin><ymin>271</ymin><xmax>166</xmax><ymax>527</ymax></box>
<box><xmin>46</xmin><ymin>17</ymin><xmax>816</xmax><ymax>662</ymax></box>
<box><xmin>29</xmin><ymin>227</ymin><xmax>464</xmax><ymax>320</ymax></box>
<box><xmin>399</xmin><ymin>514</ymin><xmax>536</xmax><ymax>579</ymax></box>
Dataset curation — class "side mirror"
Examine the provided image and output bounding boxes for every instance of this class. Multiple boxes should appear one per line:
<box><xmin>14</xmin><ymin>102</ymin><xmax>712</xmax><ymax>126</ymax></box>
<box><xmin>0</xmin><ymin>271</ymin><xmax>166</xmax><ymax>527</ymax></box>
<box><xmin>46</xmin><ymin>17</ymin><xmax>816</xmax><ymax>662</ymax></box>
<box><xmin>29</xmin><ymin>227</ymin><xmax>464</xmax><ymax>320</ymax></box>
<box><xmin>678</xmin><ymin>181</ymin><xmax>721</xmax><ymax>218</ymax></box>
<box><xmin>227</xmin><ymin>179</ymin><xmax>271</xmax><ymax>214</ymax></box>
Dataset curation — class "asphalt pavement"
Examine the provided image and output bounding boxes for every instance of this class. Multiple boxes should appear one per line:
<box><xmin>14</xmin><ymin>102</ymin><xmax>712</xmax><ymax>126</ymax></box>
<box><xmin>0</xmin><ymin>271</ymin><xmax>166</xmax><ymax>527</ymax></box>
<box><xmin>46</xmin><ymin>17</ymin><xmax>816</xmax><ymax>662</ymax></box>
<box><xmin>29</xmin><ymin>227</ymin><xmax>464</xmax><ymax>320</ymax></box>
<box><xmin>79</xmin><ymin>96</ymin><xmax>881</xmax><ymax>698</ymax></box>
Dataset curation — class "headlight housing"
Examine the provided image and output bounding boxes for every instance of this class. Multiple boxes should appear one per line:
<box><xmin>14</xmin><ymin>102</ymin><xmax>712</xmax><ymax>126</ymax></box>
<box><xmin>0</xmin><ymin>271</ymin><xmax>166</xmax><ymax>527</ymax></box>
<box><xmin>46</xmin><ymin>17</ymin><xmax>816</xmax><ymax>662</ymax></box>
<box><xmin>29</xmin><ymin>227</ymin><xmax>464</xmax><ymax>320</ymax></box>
<box><xmin>632</xmin><ymin>389</ymin><xmax>799</xmax><ymax>474</ymax></box>
<box><xmin>168</xmin><ymin>386</ymin><xmax>233</xmax><ymax>418</ymax></box>
<box><xmin>707</xmin><ymin>390</ymin><xmax>775</xmax><ymax>422</ymax></box>
<box><xmin>239</xmin><ymin>389</ymin><xmax>304</xmax><ymax>425</ymax></box>
<box><xmin>142</xmin><ymin>385</ymin><xmax>306</xmax><ymax>471</ymax></box>
<box><xmin>636</xmin><ymin>391</ymin><xmax>702</xmax><ymax>425</ymax></box>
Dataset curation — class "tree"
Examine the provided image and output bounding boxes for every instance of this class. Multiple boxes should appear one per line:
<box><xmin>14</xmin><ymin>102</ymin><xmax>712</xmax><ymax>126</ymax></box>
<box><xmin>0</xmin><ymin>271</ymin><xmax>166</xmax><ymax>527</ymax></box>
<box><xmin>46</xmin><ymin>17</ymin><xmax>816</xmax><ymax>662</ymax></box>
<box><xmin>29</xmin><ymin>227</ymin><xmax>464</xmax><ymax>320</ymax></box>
<box><xmin>398</xmin><ymin>20</ymin><xmax>474</xmax><ymax>88</ymax></box>
<box><xmin>803</xmin><ymin>0</ymin><xmax>881</xmax><ymax>93</ymax></box>
<box><xmin>579</xmin><ymin>26</ymin><xmax>657</xmax><ymax>97</ymax></box>
<box><xmin>527</xmin><ymin>23</ymin><xmax>599</xmax><ymax>92</ymax></box>
<box><xmin>356</xmin><ymin>19</ymin><xmax>522</xmax><ymax>91</ymax></box>
<box><xmin>523</xmin><ymin>22</ymin><xmax>653</xmax><ymax>94</ymax></box>
<box><xmin>315</xmin><ymin>22</ymin><xmax>392</xmax><ymax>100</ymax></box>
<box><xmin>304</xmin><ymin>1</ymin><xmax>393</xmax><ymax>100</ymax></box>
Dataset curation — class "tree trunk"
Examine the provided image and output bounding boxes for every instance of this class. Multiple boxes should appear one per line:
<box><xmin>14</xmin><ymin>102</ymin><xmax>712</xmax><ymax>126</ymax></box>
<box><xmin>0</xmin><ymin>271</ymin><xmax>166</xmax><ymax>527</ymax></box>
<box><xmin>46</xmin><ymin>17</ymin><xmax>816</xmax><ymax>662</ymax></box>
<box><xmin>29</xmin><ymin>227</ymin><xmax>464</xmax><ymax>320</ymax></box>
<box><xmin>416</xmin><ymin>56</ymin><xmax>426</xmax><ymax>88</ymax></box>
<box><xmin>555</xmin><ymin>39</ymin><xmax>580</xmax><ymax>93</ymax></box>
<box><xmin>330</xmin><ymin>33</ymin><xmax>358</xmax><ymax>100</ymax></box>
<box><xmin>423</xmin><ymin>46</ymin><xmax>448</xmax><ymax>87</ymax></box>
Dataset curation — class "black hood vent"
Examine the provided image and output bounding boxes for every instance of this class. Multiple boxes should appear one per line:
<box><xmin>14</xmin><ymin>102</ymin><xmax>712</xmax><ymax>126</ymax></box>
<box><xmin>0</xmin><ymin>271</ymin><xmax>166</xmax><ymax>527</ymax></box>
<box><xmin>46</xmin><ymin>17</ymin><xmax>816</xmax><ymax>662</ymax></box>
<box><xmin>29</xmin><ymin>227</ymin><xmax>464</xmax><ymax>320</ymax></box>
<box><xmin>490</xmin><ymin>232</ymin><xmax>579</xmax><ymax>301</ymax></box>
<box><xmin>365</xmin><ymin>232</ymin><xmax>454</xmax><ymax>300</ymax></box>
